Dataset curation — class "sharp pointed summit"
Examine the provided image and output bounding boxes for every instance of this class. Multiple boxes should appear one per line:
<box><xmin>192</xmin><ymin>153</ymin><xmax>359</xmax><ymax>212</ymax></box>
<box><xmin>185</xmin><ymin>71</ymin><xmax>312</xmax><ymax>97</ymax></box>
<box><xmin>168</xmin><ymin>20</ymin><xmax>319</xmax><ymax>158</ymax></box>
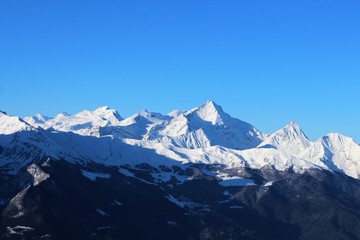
<box><xmin>202</xmin><ymin>100</ymin><xmax>223</xmax><ymax>111</ymax></box>
<box><xmin>282</xmin><ymin>121</ymin><xmax>309</xmax><ymax>139</ymax></box>
<box><xmin>160</xmin><ymin>101</ymin><xmax>264</xmax><ymax>150</ymax></box>
<box><xmin>258</xmin><ymin>121</ymin><xmax>311</xmax><ymax>155</ymax></box>
<box><xmin>193</xmin><ymin>100</ymin><xmax>226</xmax><ymax>125</ymax></box>
<box><xmin>200</xmin><ymin>100</ymin><xmax>224</xmax><ymax>113</ymax></box>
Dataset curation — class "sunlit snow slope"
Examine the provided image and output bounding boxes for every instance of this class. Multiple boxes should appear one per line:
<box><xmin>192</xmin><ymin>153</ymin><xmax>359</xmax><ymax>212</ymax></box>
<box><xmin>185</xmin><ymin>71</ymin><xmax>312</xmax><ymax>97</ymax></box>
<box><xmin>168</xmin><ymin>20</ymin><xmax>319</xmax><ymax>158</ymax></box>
<box><xmin>1</xmin><ymin>101</ymin><xmax>359</xmax><ymax>178</ymax></box>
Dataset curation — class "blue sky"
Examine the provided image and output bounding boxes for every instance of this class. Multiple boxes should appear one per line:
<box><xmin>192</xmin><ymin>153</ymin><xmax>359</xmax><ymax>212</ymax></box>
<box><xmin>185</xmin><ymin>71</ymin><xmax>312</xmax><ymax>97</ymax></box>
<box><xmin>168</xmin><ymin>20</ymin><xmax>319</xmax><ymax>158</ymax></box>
<box><xmin>0</xmin><ymin>0</ymin><xmax>359</xmax><ymax>141</ymax></box>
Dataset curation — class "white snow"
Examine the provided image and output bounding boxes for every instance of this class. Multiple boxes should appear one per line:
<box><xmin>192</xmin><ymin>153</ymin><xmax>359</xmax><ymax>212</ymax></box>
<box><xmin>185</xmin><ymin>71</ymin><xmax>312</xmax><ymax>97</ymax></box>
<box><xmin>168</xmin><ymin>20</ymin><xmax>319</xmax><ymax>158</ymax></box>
<box><xmin>219</xmin><ymin>176</ymin><xmax>256</xmax><ymax>187</ymax></box>
<box><xmin>1</xmin><ymin>100</ymin><xmax>359</xmax><ymax>180</ymax></box>
<box><xmin>111</xmin><ymin>200</ymin><xmax>123</xmax><ymax>206</ymax></box>
<box><xmin>194</xmin><ymin>100</ymin><xmax>226</xmax><ymax>125</ymax></box>
<box><xmin>264</xmin><ymin>181</ymin><xmax>273</xmax><ymax>187</ymax></box>
<box><xmin>165</xmin><ymin>195</ymin><xmax>203</xmax><ymax>209</ymax></box>
<box><xmin>151</xmin><ymin>171</ymin><xmax>188</xmax><ymax>184</ymax></box>
<box><xmin>158</xmin><ymin>100</ymin><xmax>263</xmax><ymax>150</ymax></box>
<box><xmin>0</xmin><ymin>112</ymin><xmax>34</xmax><ymax>134</ymax></box>
<box><xmin>258</xmin><ymin>121</ymin><xmax>311</xmax><ymax>155</ymax></box>
<box><xmin>24</xmin><ymin>106</ymin><xmax>123</xmax><ymax>137</ymax></box>
<box><xmin>118</xmin><ymin>168</ymin><xmax>136</xmax><ymax>177</ymax></box>
<box><xmin>6</xmin><ymin>226</ymin><xmax>34</xmax><ymax>235</ymax></box>
<box><xmin>167</xmin><ymin>221</ymin><xmax>177</xmax><ymax>226</ymax></box>
<box><xmin>229</xmin><ymin>206</ymin><xmax>243</xmax><ymax>209</ymax></box>
<box><xmin>299</xmin><ymin>133</ymin><xmax>360</xmax><ymax>178</ymax></box>
<box><xmin>81</xmin><ymin>170</ymin><xmax>111</xmax><ymax>181</ymax></box>
<box><xmin>97</xmin><ymin>226</ymin><xmax>112</xmax><ymax>231</ymax></box>
<box><xmin>96</xmin><ymin>208</ymin><xmax>110</xmax><ymax>216</ymax></box>
<box><xmin>219</xmin><ymin>191</ymin><xmax>234</xmax><ymax>203</ymax></box>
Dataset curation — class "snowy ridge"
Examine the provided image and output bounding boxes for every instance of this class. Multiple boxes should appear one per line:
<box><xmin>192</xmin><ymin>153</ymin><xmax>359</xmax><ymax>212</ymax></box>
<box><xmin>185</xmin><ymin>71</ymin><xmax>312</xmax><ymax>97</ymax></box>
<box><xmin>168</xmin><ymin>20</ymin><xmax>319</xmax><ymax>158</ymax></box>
<box><xmin>158</xmin><ymin>100</ymin><xmax>263</xmax><ymax>150</ymax></box>
<box><xmin>24</xmin><ymin>106</ymin><xmax>123</xmax><ymax>136</ymax></box>
<box><xmin>299</xmin><ymin>133</ymin><xmax>360</xmax><ymax>178</ymax></box>
<box><xmin>1</xmin><ymin>101</ymin><xmax>360</xmax><ymax>179</ymax></box>
<box><xmin>0</xmin><ymin>112</ymin><xmax>34</xmax><ymax>134</ymax></box>
<box><xmin>258</xmin><ymin>121</ymin><xmax>311</xmax><ymax>155</ymax></box>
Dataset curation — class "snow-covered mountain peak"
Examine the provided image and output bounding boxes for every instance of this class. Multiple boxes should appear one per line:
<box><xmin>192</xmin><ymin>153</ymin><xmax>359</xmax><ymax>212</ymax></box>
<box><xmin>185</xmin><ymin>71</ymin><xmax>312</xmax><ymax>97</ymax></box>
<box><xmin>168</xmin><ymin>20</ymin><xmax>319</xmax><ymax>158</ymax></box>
<box><xmin>159</xmin><ymin>113</ymin><xmax>189</xmax><ymax>137</ymax></box>
<box><xmin>277</xmin><ymin>121</ymin><xmax>309</xmax><ymax>141</ymax></box>
<box><xmin>0</xmin><ymin>113</ymin><xmax>34</xmax><ymax>134</ymax></box>
<box><xmin>57</xmin><ymin>112</ymin><xmax>70</xmax><ymax>117</ymax></box>
<box><xmin>139</xmin><ymin>109</ymin><xmax>150</xmax><ymax>114</ymax></box>
<box><xmin>24</xmin><ymin>114</ymin><xmax>50</xmax><ymax>125</ymax></box>
<box><xmin>321</xmin><ymin>133</ymin><xmax>358</xmax><ymax>150</ymax></box>
<box><xmin>203</xmin><ymin>100</ymin><xmax>222</xmax><ymax>111</ymax></box>
<box><xmin>0</xmin><ymin>110</ymin><xmax>7</xmax><ymax>115</ymax></box>
<box><xmin>4</xmin><ymin>103</ymin><xmax>360</xmax><ymax>180</ymax></box>
<box><xmin>284</xmin><ymin>120</ymin><xmax>307</xmax><ymax>136</ymax></box>
<box><xmin>258</xmin><ymin>121</ymin><xmax>311</xmax><ymax>155</ymax></box>
<box><xmin>120</xmin><ymin>110</ymin><xmax>169</xmax><ymax>126</ymax></box>
<box><xmin>93</xmin><ymin>106</ymin><xmax>122</xmax><ymax>120</ymax></box>
<box><xmin>325</xmin><ymin>132</ymin><xmax>353</xmax><ymax>142</ymax></box>
<box><xmin>95</xmin><ymin>106</ymin><xmax>111</xmax><ymax>111</ymax></box>
<box><xmin>191</xmin><ymin>100</ymin><xmax>226</xmax><ymax>125</ymax></box>
<box><xmin>158</xmin><ymin>101</ymin><xmax>263</xmax><ymax>150</ymax></box>
<box><xmin>92</xmin><ymin>106</ymin><xmax>123</xmax><ymax>123</ymax></box>
<box><xmin>105</xmin><ymin>110</ymin><xmax>172</xmax><ymax>140</ymax></box>
<box><xmin>167</xmin><ymin>110</ymin><xmax>184</xmax><ymax>118</ymax></box>
<box><xmin>136</xmin><ymin>109</ymin><xmax>157</xmax><ymax>119</ymax></box>
<box><xmin>23</xmin><ymin>107</ymin><xmax>123</xmax><ymax>136</ymax></box>
<box><xmin>299</xmin><ymin>132</ymin><xmax>360</xmax><ymax>178</ymax></box>
<box><xmin>287</xmin><ymin>120</ymin><xmax>299</xmax><ymax>128</ymax></box>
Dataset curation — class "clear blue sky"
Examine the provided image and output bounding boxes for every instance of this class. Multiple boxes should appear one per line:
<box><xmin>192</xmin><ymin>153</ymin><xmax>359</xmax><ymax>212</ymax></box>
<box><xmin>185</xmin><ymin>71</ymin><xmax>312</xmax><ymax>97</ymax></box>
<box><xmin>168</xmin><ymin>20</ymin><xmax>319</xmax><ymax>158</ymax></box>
<box><xmin>0</xmin><ymin>0</ymin><xmax>359</xmax><ymax>142</ymax></box>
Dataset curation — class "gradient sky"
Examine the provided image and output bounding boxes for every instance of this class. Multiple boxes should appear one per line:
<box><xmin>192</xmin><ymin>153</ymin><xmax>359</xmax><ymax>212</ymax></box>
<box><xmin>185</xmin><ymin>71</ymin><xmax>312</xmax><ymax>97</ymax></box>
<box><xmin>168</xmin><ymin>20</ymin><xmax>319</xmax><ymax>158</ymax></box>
<box><xmin>0</xmin><ymin>0</ymin><xmax>359</xmax><ymax>142</ymax></box>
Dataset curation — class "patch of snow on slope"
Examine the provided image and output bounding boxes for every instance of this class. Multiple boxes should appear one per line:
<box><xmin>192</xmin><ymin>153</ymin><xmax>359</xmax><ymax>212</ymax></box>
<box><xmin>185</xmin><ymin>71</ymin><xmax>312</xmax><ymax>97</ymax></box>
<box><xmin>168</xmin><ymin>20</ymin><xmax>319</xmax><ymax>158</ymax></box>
<box><xmin>96</xmin><ymin>208</ymin><xmax>110</xmax><ymax>216</ymax></box>
<box><xmin>111</xmin><ymin>200</ymin><xmax>123</xmax><ymax>206</ymax></box>
<box><xmin>229</xmin><ymin>206</ymin><xmax>244</xmax><ymax>209</ymax></box>
<box><xmin>6</xmin><ymin>226</ymin><xmax>34</xmax><ymax>235</ymax></box>
<box><xmin>165</xmin><ymin>195</ymin><xmax>204</xmax><ymax>209</ymax></box>
<box><xmin>219</xmin><ymin>176</ymin><xmax>255</xmax><ymax>187</ymax></box>
<box><xmin>81</xmin><ymin>170</ymin><xmax>111</xmax><ymax>181</ymax></box>
<box><xmin>264</xmin><ymin>181</ymin><xmax>273</xmax><ymax>187</ymax></box>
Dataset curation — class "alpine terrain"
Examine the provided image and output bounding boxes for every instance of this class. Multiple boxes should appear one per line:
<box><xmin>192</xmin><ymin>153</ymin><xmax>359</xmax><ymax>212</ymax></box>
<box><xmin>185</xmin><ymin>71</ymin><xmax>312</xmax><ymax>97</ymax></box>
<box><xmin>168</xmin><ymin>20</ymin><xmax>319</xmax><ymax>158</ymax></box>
<box><xmin>1</xmin><ymin>101</ymin><xmax>360</xmax><ymax>240</ymax></box>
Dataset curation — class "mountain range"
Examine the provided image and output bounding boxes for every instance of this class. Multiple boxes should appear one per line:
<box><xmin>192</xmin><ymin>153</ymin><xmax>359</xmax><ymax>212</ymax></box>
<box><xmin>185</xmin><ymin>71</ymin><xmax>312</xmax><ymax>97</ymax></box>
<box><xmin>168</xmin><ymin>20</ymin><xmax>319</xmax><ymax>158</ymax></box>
<box><xmin>1</xmin><ymin>101</ymin><xmax>360</xmax><ymax>240</ymax></box>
